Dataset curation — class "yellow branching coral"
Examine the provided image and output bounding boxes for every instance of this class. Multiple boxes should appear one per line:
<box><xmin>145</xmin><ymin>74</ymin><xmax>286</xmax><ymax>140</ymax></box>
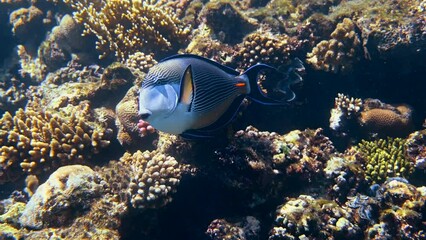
<box><xmin>65</xmin><ymin>0</ymin><xmax>190</xmax><ymax>60</ymax></box>
<box><xmin>0</xmin><ymin>108</ymin><xmax>110</xmax><ymax>184</ymax></box>
<box><xmin>356</xmin><ymin>138</ymin><xmax>414</xmax><ymax>184</ymax></box>
<box><xmin>306</xmin><ymin>18</ymin><xmax>362</xmax><ymax>73</ymax></box>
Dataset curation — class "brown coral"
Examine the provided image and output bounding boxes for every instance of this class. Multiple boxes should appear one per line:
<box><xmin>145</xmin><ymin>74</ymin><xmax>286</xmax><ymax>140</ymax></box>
<box><xmin>233</xmin><ymin>31</ymin><xmax>297</xmax><ymax>69</ymax></box>
<box><xmin>358</xmin><ymin>99</ymin><xmax>413</xmax><ymax>137</ymax></box>
<box><xmin>0</xmin><ymin>108</ymin><xmax>111</xmax><ymax>184</ymax></box>
<box><xmin>121</xmin><ymin>150</ymin><xmax>187</xmax><ymax>209</ymax></box>
<box><xmin>306</xmin><ymin>18</ymin><xmax>362</xmax><ymax>73</ymax></box>
<box><xmin>67</xmin><ymin>0</ymin><xmax>191</xmax><ymax>60</ymax></box>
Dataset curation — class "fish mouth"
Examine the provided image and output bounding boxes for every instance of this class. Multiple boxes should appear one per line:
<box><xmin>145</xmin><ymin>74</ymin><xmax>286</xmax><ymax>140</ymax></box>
<box><xmin>138</xmin><ymin>109</ymin><xmax>152</xmax><ymax>120</ymax></box>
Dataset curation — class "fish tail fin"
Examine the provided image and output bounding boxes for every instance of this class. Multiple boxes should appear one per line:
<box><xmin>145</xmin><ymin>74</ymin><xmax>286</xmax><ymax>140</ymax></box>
<box><xmin>242</xmin><ymin>58</ymin><xmax>304</xmax><ymax>105</ymax></box>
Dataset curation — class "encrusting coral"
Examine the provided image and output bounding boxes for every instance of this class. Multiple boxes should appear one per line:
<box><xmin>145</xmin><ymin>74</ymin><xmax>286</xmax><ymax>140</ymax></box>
<box><xmin>0</xmin><ymin>108</ymin><xmax>111</xmax><ymax>184</ymax></box>
<box><xmin>306</xmin><ymin>18</ymin><xmax>362</xmax><ymax>73</ymax></box>
<box><xmin>355</xmin><ymin>138</ymin><xmax>414</xmax><ymax>184</ymax></box>
<box><xmin>65</xmin><ymin>0</ymin><xmax>191</xmax><ymax>60</ymax></box>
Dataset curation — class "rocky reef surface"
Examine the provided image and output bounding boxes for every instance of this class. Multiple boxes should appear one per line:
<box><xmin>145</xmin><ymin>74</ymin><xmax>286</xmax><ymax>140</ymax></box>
<box><xmin>1</xmin><ymin>0</ymin><xmax>425</xmax><ymax>239</ymax></box>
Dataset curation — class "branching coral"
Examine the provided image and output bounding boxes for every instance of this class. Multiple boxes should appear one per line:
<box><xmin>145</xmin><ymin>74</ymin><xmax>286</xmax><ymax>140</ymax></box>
<box><xmin>306</xmin><ymin>18</ymin><xmax>362</xmax><ymax>73</ymax></box>
<box><xmin>66</xmin><ymin>0</ymin><xmax>191</xmax><ymax>60</ymax></box>
<box><xmin>121</xmin><ymin>150</ymin><xmax>187</xmax><ymax>209</ymax></box>
<box><xmin>124</xmin><ymin>51</ymin><xmax>157</xmax><ymax>82</ymax></box>
<box><xmin>329</xmin><ymin>93</ymin><xmax>362</xmax><ymax>132</ymax></box>
<box><xmin>0</xmin><ymin>108</ymin><xmax>111</xmax><ymax>184</ymax></box>
<box><xmin>356</xmin><ymin>138</ymin><xmax>414</xmax><ymax>184</ymax></box>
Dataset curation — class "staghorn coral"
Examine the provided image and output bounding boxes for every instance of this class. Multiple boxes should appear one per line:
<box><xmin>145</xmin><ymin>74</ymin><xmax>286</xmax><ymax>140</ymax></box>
<box><xmin>359</xmin><ymin>98</ymin><xmax>413</xmax><ymax>137</ymax></box>
<box><xmin>329</xmin><ymin>93</ymin><xmax>362</xmax><ymax>133</ymax></box>
<box><xmin>356</xmin><ymin>138</ymin><xmax>414</xmax><ymax>184</ymax></box>
<box><xmin>269</xmin><ymin>195</ymin><xmax>362</xmax><ymax>239</ymax></box>
<box><xmin>0</xmin><ymin>108</ymin><xmax>111</xmax><ymax>184</ymax></box>
<box><xmin>306</xmin><ymin>18</ymin><xmax>362</xmax><ymax>73</ymax></box>
<box><xmin>232</xmin><ymin>30</ymin><xmax>297</xmax><ymax>70</ymax></box>
<box><xmin>67</xmin><ymin>0</ymin><xmax>191</xmax><ymax>60</ymax></box>
<box><xmin>122</xmin><ymin>149</ymin><xmax>187</xmax><ymax>209</ymax></box>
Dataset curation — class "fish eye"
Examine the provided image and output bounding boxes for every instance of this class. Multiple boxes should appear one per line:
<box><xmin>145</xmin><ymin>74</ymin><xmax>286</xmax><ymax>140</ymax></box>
<box><xmin>140</xmin><ymin>113</ymin><xmax>151</xmax><ymax>119</ymax></box>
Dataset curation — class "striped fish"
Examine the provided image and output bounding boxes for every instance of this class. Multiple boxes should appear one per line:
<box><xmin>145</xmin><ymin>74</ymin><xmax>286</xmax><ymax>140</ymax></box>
<box><xmin>138</xmin><ymin>54</ymin><xmax>303</xmax><ymax>138</ymax></box>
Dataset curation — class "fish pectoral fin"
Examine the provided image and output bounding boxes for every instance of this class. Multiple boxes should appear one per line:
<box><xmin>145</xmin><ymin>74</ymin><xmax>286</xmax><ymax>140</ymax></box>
<box><xmin>178</xmin><ymin>65</ymin><xmax>194</xmax><ymax>110</ymax></box>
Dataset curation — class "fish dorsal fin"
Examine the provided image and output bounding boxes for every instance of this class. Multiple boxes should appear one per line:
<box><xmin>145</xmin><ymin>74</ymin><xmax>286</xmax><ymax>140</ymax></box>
<box><xmin>179</xmin><ymin>65</ymin><xmax>194</xmax><ymax>110</ymax></box>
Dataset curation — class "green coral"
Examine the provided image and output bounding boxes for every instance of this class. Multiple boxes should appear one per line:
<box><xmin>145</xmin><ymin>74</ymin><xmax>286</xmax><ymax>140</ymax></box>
<box><xmin>357</xmin><ymin>137</ymin><xmax>414</xmax><ymax>184</ymax></box>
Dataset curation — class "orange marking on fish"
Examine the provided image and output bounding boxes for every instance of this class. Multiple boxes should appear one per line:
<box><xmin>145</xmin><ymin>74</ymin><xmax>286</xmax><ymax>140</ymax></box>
<box><xmin>235</xmin><ymin>82</ymin><xmax>246</xmax><ymax>87</ymax></box>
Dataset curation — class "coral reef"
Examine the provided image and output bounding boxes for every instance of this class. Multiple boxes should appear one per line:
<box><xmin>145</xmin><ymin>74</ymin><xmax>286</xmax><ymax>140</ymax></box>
<box><xmin>19</xmin><ymin>165</ymin><xmax>103</xmax><ymax>229</ymax></box>
<box><xmin>206</xmin><ymin>216</ymin><xmax>261</xmax><ymax>240</ymax></box>
<box><xmin>124</xmin><ymin>51</ymin><xmax>157</xmax><ymax>82</ymax></box>
<box><xmin>324</xmin><ymin>156</ymin><xmax>366</xmax><ymax>204</ymax></box>
<box><xmin>269</xmin><ymin>195</ymin><xmax>362</xmax><ymax>239</ymax></box>
<box><xmin>115</xmin><ymin>86</ymin><xmax>159</xmax><ymax>151</ymax></box>
<box><xmin>356</xmin><ymin>138</ymin><xmax>414</xmax><ymax>184</ymax></box>
<box><xmin>67</xmin><ymin>0</ymin><xmax>191</xmax><ymax>60</ymax></box>
<box><xmin>367</xmin><ymin>178</ymin><xmax>426</xmax><ymax>239</ymax></box>
<box><xmin>9</xmin><ymin>6</ymin><xmax>44</xmax><ymax>43</ymax></box>
<box><xmin>359</xmin><ymin>98</ymin><xmax>413</xmax><ymax>137</ymax></box>
<box><xmin>232</xmin><ymin>31</ymin><xmax>297</xmax><ymax>69</ymax></box>
<box><xmin>306</xmin><ymin>18</ymin><xmax>362</xmax><ymax>73</ymax></box>
<box><xmin>0</xmin><ymin>74</ymin><xmax>27</xmax><ymax>112</ymax></box>
<box><xmin>406</xmin><ymin>129</ymin><xmax>426</xmax><ymax>170</ymax></box>
<box><xmin>0</xmin><ymin>108</ymin><xmax>111</xmax><ymax>184</ymax></box>
<box><xmin>329</xmin><ymin>93</ymin><xmax>362</xmax><ymax>134</ymax></box>
<box><xmin>200</xmin><ymin>0</ymin><xmax>257</xmax><ymax>44</ymax></box>
<box><xmin>122</xmin><ymin>149</ymin><xmax>187</xmax><ymax>209</ymax></box>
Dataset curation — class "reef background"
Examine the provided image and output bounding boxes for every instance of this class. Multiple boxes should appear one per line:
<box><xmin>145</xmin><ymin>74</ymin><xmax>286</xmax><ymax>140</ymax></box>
<box><xmin>1</xmin><ymin>0</ymin><xmax>426</xmax><ymax>239</ymax></box>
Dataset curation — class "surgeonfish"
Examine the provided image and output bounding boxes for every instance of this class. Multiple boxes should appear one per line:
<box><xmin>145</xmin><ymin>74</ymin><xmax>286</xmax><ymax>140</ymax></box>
<box><xmin>138</xmin><ymin>54</ymin><xmax>303</xmax><ymax>138</ymax></box>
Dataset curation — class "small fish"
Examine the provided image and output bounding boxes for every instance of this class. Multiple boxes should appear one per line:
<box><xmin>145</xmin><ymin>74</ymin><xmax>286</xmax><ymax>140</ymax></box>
<box><xmin>138</xmin><ymin>54</ymin><xmax>303</xmax><ymax>138</ymax></box>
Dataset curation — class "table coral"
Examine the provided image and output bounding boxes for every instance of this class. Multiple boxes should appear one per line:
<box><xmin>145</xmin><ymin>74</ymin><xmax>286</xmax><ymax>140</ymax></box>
<box><xmin>66</xmin><ymin>0</ymin><xmax>191</xmax><ymax>60</ymax></box>
<box><xmin>0</xmin><ymin>108</ymin><xmax>111</xmax><ymax>184</ymax></box>
<box><xmin>306</xmin><ymin>18</ymin><xmax>362</xmax><ymax>73</ymax></box>
<box><xmin>356</xmin><ymin>138</ymin><xmax>414</xmax><ymax>184</ymax></box>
